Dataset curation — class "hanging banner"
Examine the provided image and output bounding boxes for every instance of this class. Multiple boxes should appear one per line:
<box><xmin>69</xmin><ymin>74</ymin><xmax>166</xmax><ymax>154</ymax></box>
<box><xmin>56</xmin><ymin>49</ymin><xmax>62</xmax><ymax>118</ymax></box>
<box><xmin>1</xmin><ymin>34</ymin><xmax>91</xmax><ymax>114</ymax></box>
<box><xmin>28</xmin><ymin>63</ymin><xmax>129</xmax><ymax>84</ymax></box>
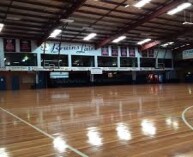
<box><xmin>111</xmin><ymin>46</ymin><xmax>118</xmax><ymax>56</ymax></box>
<box><xmin>20</xmin><ymin>39</ymin><xmax>31</xmax><ymax>52</ymax></box>
<box><xmin>129</xmin><ymin>47</ymin><xmax>135</xmax><ymax>57</ymax></box>
<box><xmin>148</xmin><ymin>49</ymin><xmax>154</xmax><ymax>58</ymax></box>
<box><xmin>120</xmin><ymin>46</ymin><xmax>127</xmax><ymax>57</ymax></box>
<box><xmin>101</xmin><ymin>46</ymin><xmax>109</xmax><ymax>56</ymax></box>
<box><xmin>142</xmin><ymin>50</ymin><xmax>148</xmax><ymax>57</ymax></box>
<box><xmin>4</xmin><ymin>38</ymin><xmax>16</xmax><ymax>52</ymax></box>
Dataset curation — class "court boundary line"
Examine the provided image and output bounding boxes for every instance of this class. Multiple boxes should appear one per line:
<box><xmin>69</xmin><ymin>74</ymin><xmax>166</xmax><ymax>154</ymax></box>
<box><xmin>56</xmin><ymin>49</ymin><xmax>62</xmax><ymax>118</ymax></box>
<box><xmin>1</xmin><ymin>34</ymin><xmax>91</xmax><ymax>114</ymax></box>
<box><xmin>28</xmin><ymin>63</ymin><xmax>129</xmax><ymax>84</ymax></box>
<box><xmin>0</xmin><ymin>107</ymin><xmax>89</xmax><ymax>157</ymax></box>
<box><xmin>182</xmin><ymin>106</ymin><xmax>193</xmax><ymax>130</ymax></box>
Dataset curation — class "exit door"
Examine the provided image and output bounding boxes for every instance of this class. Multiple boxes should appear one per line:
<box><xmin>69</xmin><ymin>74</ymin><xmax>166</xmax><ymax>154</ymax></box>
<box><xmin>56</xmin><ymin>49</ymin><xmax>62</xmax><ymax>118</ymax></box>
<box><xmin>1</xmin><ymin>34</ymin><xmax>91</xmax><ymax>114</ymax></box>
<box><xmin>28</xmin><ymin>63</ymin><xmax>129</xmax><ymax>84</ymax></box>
<box><xmin>0</xmin><ymin>77</ymin><xmax>6</xmax><ymax>90</ymax></box>
<box><xmin>11</xmin><ymin>76</ymin><xmax>20</xmax><ymax>90</ymax></box>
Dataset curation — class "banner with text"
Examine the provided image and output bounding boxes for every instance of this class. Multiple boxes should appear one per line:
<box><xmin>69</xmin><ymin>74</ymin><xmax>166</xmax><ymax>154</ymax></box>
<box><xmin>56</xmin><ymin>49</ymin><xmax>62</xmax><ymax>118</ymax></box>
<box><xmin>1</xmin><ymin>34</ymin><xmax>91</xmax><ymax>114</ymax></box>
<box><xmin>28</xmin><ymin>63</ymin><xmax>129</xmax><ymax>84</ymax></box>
<box><xmin>120</xmin><ymin>46</ymin><xmax>127</xmax><ymax>57</ymax></box>
<box><xmin>20</xmin><ymin>40</ymin><xmax>31</xmax><ymax>52</ymax></box>
<box><xmin>101</xmin><ymin>46</ymin><xmax>109</xmax><ymax>56</ymax></box>
<box><xmin>111</xmin><ymin>46</ymin><xmax>118</xmax><ymax>56</ymax></box>
<box><xmin>4</xmin><ymin>38</ymin><xmax>16</xmax><ymax>52</ymax></box>
<box><xmin>148</xmin><ymin>49</ymin><xmax>154</xmax><ymax>58</ymax></box>
<box><xmin>129</xmin><ymin>47</ymin><xmax>135</xmax><ymax>57</ymax></box>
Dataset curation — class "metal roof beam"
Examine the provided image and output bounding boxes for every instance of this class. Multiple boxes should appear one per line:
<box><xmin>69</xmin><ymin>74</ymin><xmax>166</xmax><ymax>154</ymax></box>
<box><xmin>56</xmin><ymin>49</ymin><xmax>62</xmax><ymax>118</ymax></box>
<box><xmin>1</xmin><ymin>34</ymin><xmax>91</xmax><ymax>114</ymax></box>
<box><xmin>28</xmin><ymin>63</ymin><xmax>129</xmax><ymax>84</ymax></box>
<box><xmin>37</xmin><ymin>0</ymin><xmax>86</xmax><ymax>46</ymax></box>
<box><xmin>141</xmin><ymin>27</ymin><xmax>193</xmax><ymax>51</ymax></box>
<box><xmin>96</xmin><ymin>0</ymin><xmax>186</xmax><ymax>48</ymax></box>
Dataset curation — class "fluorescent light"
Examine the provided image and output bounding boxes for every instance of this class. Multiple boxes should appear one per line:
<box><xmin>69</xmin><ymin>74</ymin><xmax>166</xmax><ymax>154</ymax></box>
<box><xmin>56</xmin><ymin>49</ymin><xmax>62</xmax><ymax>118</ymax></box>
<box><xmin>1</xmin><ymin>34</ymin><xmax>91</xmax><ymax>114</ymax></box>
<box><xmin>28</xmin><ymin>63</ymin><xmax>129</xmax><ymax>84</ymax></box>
<box><xmin>134</xmin><ymin>0</ymin><xmax>151</xmax><ymax>8</ymax></box>
<box><xmin>60</xmin><ymin>19</ymin><xmax>74</xmax><ymax>23</ymax></box>
<box><xmin>112</xmin><ymin>36</ymin><xmax>126</xmax><ymax>43</ymax></box>
<box><xmin>137</xmin><ymin>38</ymin><xmax>151</xmax><ymax>45</ymax></box>
<box><xmin>180</xmin><ymin>45</ymin><xmax>186</xmax><ymax>47</ymax></box>
<box><xmin>49</xmin><ymin>29</ymin><xmax>62</xmax><ymax>38</ymax></box>
<box><xmin>161</xmin><ymin>42</ymin><xmax>174</xmax><ymax>47</ymax></box>
<box><xmin>0</xmin><ymin>23</ymin><xmax>4</xmax><ymax>32</ymax></box>
<box><xmin>167</xmin><ymin>2</ymin><xmax>192</xmax><ymax>15</ymax></box>
<box><xmin>83</xmin><ymin>33</ymin><xmax>97</xmax><ymax>41</ymax></box>
<box><xmin>125</xmin><ymin>4</ymin><xmax>130</xmax><ymax>8</ymax></box>
<box><xmin>183</xmin><ymin>21</ymin><xmax>193</xmax><ymax>25</ymax></box>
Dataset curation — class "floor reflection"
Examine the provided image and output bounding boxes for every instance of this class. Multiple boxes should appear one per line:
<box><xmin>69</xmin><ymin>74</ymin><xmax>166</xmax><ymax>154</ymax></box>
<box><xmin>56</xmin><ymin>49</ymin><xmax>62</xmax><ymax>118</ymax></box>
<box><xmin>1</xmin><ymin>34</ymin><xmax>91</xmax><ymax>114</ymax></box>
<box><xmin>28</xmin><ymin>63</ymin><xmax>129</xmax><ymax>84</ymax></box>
<box><xmin>116</xmin><ymin>123</ymin><xmax>132</xmax><ymax>141</ymax></box>
<box><xmin>166</xmin><ymin>117</ymin><xmax>179</xmax><ymax>130</ymax></box>
<box><xmin>53</xmin><ymin>136</ymin><xmax>68</xmax><ymax>153</ymax></box>
<box><xmin>141</xmin><ymin>119</ymin><xmax>156</xmax><ymax>137</ymax></box>
<box><xmin>87</xmin><ymin>127</ymin><xmax>103</xmax><ymax>146</ymax></box>
<box><xmin>0</xmin><ymin>148</ymin><xmax>10</xmax><ymax>157</ymax></box>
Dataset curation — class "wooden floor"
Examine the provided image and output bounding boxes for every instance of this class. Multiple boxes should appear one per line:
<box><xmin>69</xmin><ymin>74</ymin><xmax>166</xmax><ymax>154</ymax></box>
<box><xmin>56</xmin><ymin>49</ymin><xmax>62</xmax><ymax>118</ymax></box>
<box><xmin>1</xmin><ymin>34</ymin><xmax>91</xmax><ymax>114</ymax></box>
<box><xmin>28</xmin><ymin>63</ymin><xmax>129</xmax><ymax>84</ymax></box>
<box><xmin>1</xmin><ymin>84</ymin><xmax>193</xmax><ymax>157</ymax></box>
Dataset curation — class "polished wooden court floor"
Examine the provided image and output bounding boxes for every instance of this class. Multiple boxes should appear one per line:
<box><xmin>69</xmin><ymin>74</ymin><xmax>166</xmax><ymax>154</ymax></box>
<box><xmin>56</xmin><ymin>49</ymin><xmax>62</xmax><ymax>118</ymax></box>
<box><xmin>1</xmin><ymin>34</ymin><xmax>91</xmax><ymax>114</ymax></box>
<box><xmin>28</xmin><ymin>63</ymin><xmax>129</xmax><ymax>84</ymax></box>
<box><xmin>1</xmin><ymin>84</ymin><xmax>193</xmax><ymax>157</ymax></box>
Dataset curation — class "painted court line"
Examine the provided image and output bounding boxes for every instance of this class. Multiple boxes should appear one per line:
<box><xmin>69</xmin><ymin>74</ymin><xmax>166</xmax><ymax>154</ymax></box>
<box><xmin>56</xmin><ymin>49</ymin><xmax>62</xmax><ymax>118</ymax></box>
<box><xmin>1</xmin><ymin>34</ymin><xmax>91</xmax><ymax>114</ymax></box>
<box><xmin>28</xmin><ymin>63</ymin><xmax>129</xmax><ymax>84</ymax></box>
<box><xmin>0</xmin><ymin>107</ymin><xmax>89</xmax><ymax>157</ymax></box>
<box><xmin>182</xmin><ymin>106</ymin><xmax>193</xmax><ymax>130</ymax></box>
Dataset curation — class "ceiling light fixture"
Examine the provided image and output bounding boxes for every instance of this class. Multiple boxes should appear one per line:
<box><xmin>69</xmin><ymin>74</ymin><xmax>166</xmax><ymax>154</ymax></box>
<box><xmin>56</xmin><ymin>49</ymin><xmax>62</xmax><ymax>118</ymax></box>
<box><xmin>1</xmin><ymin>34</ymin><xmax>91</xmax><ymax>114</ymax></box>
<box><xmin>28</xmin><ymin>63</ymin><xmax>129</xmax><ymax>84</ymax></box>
<box><xmin>83</xmin><ymin>33</ymin><xmax>97</xmax><ymax>41</ymax></box>
<box><xmin>0</xmin><ymin>23</ymin><xmax>4</xmax><ymax>32</ymax></box>
<box><xmin>134</xmin><ymin>0</ymin><xmax>151</xmax><ymax>8</ymax></box>
<box><xmin>112</xmin><ymin>36</ymin><xmax>126</xmax><ymax>43</ymax></box>
<box><xmin>137</xmin><ymin>38</ymin><xmax>151</xmax><ymax>45</ymax></box>
<box><xmin>60</xmin><ymin>19</ymin><xmax>74</xmax><ymax>23</ymax></box>
<box><xmin>183</xmin><ymin>21</ymin><xmax>193</xmax><ymax>25</ymax></box>
<box><xmin>161</xmin><ymin>42</ymin><xmax>174</xmax><ymax>47</ymax></box>
<box><xmin>82</xmin><ymin>27</ymin><xmax>94</xmax><ymax>31</ymax></box>
<box><xmin>167</xmin><ymin>2</ymin><xmax>192</xmax><ymax>15</ymax></box>
<box><xmin>49</xmin><ymin>29</ymin><xmax>62</xmax><ymax>38</ymax></box>
<box><xmin>125</xmin><ymin>4</ymin><xmax>130</xmax><ymax>8</ymax></box>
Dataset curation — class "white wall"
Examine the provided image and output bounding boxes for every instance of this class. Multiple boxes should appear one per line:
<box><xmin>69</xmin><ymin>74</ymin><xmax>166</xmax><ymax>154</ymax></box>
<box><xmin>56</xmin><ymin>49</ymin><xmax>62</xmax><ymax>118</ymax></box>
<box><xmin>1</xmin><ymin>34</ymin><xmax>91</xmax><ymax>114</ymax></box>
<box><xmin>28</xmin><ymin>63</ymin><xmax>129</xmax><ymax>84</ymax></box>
<box><xmin>0</xmin><ymin>38</ymin><xmax>4</xmax><ymax>67</ymax></box>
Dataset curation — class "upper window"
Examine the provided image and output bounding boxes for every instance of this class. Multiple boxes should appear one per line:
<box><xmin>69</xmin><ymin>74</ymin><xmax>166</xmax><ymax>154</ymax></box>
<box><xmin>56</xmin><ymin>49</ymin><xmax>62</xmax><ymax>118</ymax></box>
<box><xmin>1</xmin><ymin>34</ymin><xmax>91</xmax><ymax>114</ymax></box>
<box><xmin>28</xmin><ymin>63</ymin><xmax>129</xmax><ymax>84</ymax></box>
<box><xmin>72</xmin><ymin>55</ymin><xmax>94</xmax><ymax>67</ymax></box>
<box><xmin>5</xmin><ymin>53</ymin><xmax>37</xmax><ymax>66</ymax></box>
<box><xmin>41</xmin><ymin>54</ymin><xmax>68</xmax><ymax>67</ymax></box>
<box><xmin>158</xmin><ymin>59</ymin><xmax>172</xmax><ymax>68</ymax></box>
<box><xmin>140</xmin><ymin>58</ymin><xmax>156</xmax><ymax>67</ymax></box>
<box><xmin>98</xmin><ymin>57</ymin><xmax>117</xmax><ymax>67</ymax></box>
<box><xmin>120</xmin><ymin>57</ymin><xmax>138</xmax><ymax>67</ymax></box>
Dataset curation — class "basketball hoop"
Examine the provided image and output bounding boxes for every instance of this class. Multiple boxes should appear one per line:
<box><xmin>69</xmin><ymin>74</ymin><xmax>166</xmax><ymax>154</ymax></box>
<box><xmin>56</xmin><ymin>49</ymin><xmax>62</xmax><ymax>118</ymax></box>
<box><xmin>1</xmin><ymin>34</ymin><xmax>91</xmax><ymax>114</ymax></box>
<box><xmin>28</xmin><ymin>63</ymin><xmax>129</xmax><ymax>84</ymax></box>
<box><xmin>43</xmin><ymin>60</ymin><xmax>59</xmax><ymax>69</ymax></box>
<box><xmin>156</xmin><ymin>63</ymin><xmax>165</xmax><ymax>70</ymax></box>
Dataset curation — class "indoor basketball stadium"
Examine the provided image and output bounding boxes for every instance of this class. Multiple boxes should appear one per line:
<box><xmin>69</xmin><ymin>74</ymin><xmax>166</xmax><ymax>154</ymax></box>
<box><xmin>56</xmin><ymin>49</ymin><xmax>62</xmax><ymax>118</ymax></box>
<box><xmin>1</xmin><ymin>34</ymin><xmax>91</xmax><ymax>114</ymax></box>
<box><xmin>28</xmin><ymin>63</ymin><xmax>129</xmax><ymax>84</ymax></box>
<box><xmin>0</xmin><ymin>0</ymin><xmax>193</xmax><ymax>156</ymax></box>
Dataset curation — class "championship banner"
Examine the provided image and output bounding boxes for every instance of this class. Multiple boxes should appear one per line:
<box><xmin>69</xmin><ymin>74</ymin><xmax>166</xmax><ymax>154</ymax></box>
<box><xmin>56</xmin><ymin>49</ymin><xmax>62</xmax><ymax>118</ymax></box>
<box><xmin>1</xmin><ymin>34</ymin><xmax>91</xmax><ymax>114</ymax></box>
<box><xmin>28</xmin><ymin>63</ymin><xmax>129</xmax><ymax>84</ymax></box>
<box><xmin>101</xmin><ymin>46</ymin><xmax>109</xmax><ymax>56</ymax></box>
<box><xmin>120</xmin><ymin>46</ymin><xmax>127</xmax><ymax>57</ymax></box>
<box><xmin>148</xmin><ymin>49</ymin><xmax>154</xmax><ymax>57</ymax></box>
<box><xmin>4</xmin><ymin>38</ymin><xmax>16</xmax><ymax>52</ymax></box>
<box><xmin>111</xmin><ymin>46</ymin><xmax>118</xmax><ymax>56</ymax></box>
<box><xmin>142</xmin><ymin>50</ymin><xmax>148</xmax><ymax>57</ymax></box>
<box><xmin>20</xmin><ymin>39</ymin><xmax>31</xmax><ymax>52</ymax></box>
<box><xmin>129</xmin><ymin>47</ymin><xmax>135</xmax><ymax>57</ymax></box>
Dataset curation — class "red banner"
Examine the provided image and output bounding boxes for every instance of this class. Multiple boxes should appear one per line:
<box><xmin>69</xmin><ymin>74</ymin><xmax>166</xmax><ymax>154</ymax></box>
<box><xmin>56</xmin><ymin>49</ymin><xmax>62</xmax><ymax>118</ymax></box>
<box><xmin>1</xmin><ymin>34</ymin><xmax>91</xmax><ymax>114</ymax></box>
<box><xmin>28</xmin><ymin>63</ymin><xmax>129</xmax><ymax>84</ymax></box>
<box><xmin>129</xmin><ymin>47</ymin><xmax>135</xmax><ymax>57</ymax></box>
<box><xmin>148</xmin><ymin>49</ymin><xmax>154</xmax><ymax>57</ymax></box>
<box><xmin>120</xmin><ymin>46</ymin><xmax>127</xmax><ymax>57</ymax></box>
<box><xmin>101</xmin><ymin>46</ymin><xmax>109</xmax><ymax>56</ymax></box>
<box><xmin>20</xmin><ymin>39</ymin><xmax>31</xmax><ymax>52</ymax></box>
<box><xmin>111</xmin><ymin>46</ymin><xmax>118</xmax><ymax>56</ymax></box>
<box><xmin>142</xmin><ymin>50</ymin><xmax>148</xmax><ymax>57</ymax></box>
<box><xmin>4</xmin><ymin>38</ymin><xmax>16</xmax><ymax>52</ymax></box>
